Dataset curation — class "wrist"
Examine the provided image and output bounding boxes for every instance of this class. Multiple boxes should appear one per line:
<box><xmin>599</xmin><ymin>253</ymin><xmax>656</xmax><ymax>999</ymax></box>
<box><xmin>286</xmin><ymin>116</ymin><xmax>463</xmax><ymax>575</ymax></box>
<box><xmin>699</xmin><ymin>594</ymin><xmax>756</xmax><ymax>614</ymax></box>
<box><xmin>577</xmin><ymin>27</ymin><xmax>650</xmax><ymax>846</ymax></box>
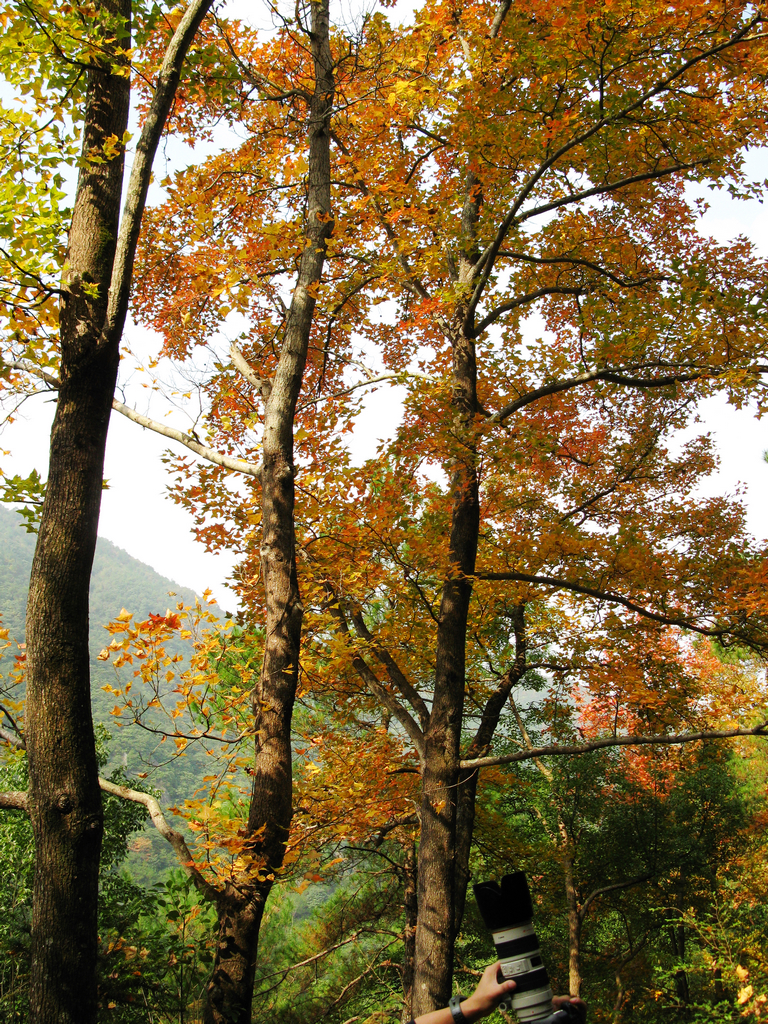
<box><xmin>458</xmin><ymin>997</ymin><xmax>488</xmax><ymax>1024</ymax></box>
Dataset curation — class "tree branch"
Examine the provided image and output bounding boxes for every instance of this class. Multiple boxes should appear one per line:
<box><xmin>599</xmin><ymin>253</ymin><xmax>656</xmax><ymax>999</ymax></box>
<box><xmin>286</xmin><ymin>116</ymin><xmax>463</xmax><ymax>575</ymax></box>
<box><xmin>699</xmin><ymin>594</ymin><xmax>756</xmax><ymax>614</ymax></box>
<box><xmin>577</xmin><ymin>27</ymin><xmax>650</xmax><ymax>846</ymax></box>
<box><xmin>473</xmin><ymin>569</ymin><xmax>762</xmax><ymax>641</ymax></box>
<box><xmin>464</xmin><ymin>9</ymin><xmax>761</xmax><ymax>329</ymax></box>
<box><xmin>0</xmin><ymin>726</ymin><xmax>25</xmax><ymax>750</ymax></box>
<box><xmin>349</xmin><ymin>609</ymin><xmax>430</xmax><ymax>731</ymax></box>
<box><xmin>464</xmin><ymin>604</ymin><xmax>528</xmax><ymax>760</ymax></box>
<box><xmin>0</xmin><ymin>790</ymin><xmax>27</xmax><ymax>811</ymax></box>
<box><xmin>324</xmin><ymin>591</ymin><xmax>426</xmax><ymax>760</ymax></box>
<box><xmin>111</xmin><ymin>399</ymin><xmax>262</xmax><ymax>478</ymax></box>
<box><xmin>4</xmin><ymin>358</ymin><xmax>263</xmax><ymax>477</ymax></box>
<box><xmin>98</xmin><ymin>777</ymin><xmax>220</xmax><ymax>902</ymax></box>
<box><xmin>103</xmin><ymin>0</ymin><xmax>216</xmax><ymax>348</ymax></box>
<box><xmin>579</xmin><ymin>874</ymin><xmax>651</xmax><ymax>925</ymax></box>
<box><xmin>230</xmin><ymin>342</ymin><xmax>272</xmax><ymax>402</ymax></box>
<box><xmin>484</xmin><ymin>363</ymin><xmax>716</xmax><ymax>425</ymax></box>
<box><xmin>459</xmin><ymin>723</ymin><xmax>768</xmax><ymax>770</ymax></box>
<box><xmin>474</xmin><ymin>285</ymin><xmax>585</xmax><ymax>335</ymax></box>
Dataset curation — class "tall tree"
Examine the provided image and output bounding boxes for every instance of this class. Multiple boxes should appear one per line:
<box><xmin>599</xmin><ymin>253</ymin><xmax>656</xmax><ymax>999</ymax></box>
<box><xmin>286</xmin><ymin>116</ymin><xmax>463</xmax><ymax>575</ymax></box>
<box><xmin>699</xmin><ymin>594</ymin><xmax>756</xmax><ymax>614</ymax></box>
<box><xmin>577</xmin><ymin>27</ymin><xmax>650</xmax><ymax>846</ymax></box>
<box><xmin>0</xmin><ymin>0</ymin><xmax>215</xmax><ymax>1019</ymax></box>
<box><xmin>296</xmin><ymin>0</ymin><xmax>768</xmax><ymax>1011</ymax></box>
<box><xmin>201</xmin><ymin>3</ymin><xmax>335</xmax><ymax>1019</ymax></box>
<box><xmin>88</xmin><ymin>2</ymin><xmax>339</xmax><ymax>1019</ymax></box>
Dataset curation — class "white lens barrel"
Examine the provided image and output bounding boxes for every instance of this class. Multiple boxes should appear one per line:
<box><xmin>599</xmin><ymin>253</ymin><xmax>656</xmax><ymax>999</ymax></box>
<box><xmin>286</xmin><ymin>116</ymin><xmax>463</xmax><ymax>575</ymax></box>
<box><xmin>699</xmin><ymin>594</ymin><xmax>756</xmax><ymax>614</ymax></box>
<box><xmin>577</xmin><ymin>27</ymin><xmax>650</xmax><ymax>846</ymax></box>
<box><xmin>491</xmin><ymin>921</ymin><xmax>553</xmax><ymax>1022</ymax></box>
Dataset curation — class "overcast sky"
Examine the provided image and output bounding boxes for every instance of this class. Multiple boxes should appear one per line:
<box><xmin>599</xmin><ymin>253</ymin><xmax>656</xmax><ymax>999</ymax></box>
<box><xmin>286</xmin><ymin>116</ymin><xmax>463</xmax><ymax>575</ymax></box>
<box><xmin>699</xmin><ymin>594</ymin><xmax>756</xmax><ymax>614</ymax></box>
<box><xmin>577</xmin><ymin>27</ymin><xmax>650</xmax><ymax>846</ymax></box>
<box><xmin>2</xmin><ymin>13</ymin><xmax>767</xmax><ymax>612</ymax></box>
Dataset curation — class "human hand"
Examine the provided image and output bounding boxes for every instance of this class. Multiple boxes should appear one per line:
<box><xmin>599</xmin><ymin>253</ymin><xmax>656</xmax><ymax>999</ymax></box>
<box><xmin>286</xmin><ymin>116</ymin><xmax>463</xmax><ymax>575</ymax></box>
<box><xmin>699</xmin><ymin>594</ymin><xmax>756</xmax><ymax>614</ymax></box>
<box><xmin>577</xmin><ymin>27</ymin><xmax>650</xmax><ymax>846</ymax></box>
<box><xmin>459</xmin><ymin>962</ymin><xmax>517</xmax><ymax>1021</ymax></box>
<box><xmin>552</xmin><ymin>994</ymin><xmax>587</xmax><ymax>1022</ymax></box>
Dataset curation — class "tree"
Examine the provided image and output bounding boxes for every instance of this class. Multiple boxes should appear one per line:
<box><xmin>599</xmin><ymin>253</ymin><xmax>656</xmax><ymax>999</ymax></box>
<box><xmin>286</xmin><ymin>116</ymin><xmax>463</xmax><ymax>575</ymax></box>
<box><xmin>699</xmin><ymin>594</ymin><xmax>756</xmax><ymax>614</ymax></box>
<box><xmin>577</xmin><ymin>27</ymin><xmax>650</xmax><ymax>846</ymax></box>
<box><xmin>0</xmin><ymin>1</ymin><xmax>216</xmax><ymax>1019</ymax></box>
<box><xmin>287</xmin><ymin>0</ymin><xmax>768</xmax><ymax>1011</ymax></box>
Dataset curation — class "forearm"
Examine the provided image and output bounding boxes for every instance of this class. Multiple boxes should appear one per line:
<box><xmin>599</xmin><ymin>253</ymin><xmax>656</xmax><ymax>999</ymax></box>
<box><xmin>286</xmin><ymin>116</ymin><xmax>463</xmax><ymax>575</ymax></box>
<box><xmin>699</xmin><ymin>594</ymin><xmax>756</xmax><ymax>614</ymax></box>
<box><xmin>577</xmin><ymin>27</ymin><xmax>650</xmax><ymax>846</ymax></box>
<box><xmin>411</xmin><ymin>964</ymin><xmax>516</xmax><ymax>1024</ymax></box>
<box><xmin>409</xmin><ymin>965</ymin><xmax>586</xmax><ymax>1024</ymax></box>
<box><xmin>413</xmin><ymin>996</ymin><xmax>486</xmax><ymax>1024</ymax></box>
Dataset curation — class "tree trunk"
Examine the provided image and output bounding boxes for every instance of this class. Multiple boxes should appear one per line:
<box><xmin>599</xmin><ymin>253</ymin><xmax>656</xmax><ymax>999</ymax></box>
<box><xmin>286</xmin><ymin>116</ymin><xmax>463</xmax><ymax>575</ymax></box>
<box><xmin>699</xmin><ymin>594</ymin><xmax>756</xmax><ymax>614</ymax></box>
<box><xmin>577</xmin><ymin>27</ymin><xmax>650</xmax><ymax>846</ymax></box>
<box><xmin>203</xmin><ymin>3</ymin><xmax>334</xmax><ymax>1019</ymax></box>
<box><xmin>204</xmin><ymin>885</ymin><xmax>266</xmax><ymax>1024</ymax></box>
<box><xmin>453</xmin><ymin>607</ymin><xmax>527</xmax><ymax>934</ymax></box>
<box><xmin>563</xmin><ymin>853</ymin><xmax>582</xmax><ymax>997</ymax></box>
<box><xmin>411</xmin><ymin>167</ymin><xmax>483</xmax><ymax>1015</ymax></box>
<box><xmin>670</xmin><ymin>922</ymin><xmax>689</xmax><ymax>1004</ymax></box>
<box><xmin>25</xmin><ymin>4</ymin><xmax>130</xmax><ymax>1020</ymax></box>
<box><xmin>411</xmin><ymin>317</ymin><xmax>480</xmax><ymax>1016</ymax></box>
<box><xmin>400</xmin><ymin>842</ymin><xmax>418</xmax><ymax>1023</ymax></box>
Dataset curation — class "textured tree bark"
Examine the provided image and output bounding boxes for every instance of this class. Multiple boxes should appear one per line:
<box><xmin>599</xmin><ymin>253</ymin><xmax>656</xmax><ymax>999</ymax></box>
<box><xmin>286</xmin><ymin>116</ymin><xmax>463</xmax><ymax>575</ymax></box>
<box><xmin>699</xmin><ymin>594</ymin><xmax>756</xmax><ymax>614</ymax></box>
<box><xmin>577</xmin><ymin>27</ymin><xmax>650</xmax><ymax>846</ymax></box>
<box><xmin>204</xmin><ymin>885</ymin><xmax>266</xmax><ymax>1024</ymax></box>
<box><xmin>25</xmin><ymin>5</ymin><xmax>130</xmax><ymax>1020</ymax></box>
<box><xmin>203</xmin><ymin>3</ymin><xmax>334</xmax><ymax>1020</ymax></box>
<box><xmin>22</xmin><ymin>2</ymin><xmax>213</xmax><ymax>1019</ymax></box>
<box><xmin>411</xmin><ymin>322</ymin><xmax>480</xmax><ymax>1015</ymax></box>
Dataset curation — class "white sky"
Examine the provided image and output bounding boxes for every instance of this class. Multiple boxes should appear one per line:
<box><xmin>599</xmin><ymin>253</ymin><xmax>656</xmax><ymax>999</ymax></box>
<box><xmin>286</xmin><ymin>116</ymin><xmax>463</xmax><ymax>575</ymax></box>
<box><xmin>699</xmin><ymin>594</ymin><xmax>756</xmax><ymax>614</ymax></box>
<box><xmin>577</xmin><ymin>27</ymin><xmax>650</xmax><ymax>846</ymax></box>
<box><xmin>2</xmin><ymin>13</ymin><xmax>767</xmax><ymax>612</ymax></box>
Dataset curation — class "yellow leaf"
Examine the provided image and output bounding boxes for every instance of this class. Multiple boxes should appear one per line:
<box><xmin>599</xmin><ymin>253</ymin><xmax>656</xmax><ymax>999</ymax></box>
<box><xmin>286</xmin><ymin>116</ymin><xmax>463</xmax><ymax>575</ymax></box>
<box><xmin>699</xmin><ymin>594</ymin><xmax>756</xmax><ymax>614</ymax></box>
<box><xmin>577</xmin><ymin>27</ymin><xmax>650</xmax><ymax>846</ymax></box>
<box><xmin>738</xmin><ymin>986</ymin><xmax>754</xmax><ymax>1005</ymax></box>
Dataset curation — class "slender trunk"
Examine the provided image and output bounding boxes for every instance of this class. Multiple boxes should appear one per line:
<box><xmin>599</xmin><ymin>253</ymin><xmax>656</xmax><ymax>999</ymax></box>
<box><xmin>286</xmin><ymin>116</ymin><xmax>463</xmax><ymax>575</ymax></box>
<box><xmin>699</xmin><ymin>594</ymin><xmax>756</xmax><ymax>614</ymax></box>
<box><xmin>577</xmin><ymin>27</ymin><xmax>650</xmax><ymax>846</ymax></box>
<box><xmin>612</xmin><ymin>974</ymin><xmax>625</xmax><ymax>1022</ymax></box>
<box><xmin>400</xmin><ymin>843</ymin><xmax>418</xmax><ymax>1023</ymax></box>
<box><xmin>454</xmin><ymin>607</ymin><xmax>527</xmax><ymax>934</ymax></box>
<box><xmin>203</xmin><ymin>4</ymin><xmax>334</xmax><ymax>1020</ymax></box>
<box><xmin>670</xmin><ymin>922</ymin><xmax>689</xmax><ymax>1004</ymax></box>
<box><xmin>25</xmin><ymin>5</ymin><xmax>130</xmax><ymax>1020</ymax></box>
<box><xmin>713</xmin><ymin>965</ymin><xmax>725</xmax><ymax>1004</ymax></box>
<box><xmin>563</xmin><ymin>853</ymin><xmax>582</xmax><ymax>997</ymax></box>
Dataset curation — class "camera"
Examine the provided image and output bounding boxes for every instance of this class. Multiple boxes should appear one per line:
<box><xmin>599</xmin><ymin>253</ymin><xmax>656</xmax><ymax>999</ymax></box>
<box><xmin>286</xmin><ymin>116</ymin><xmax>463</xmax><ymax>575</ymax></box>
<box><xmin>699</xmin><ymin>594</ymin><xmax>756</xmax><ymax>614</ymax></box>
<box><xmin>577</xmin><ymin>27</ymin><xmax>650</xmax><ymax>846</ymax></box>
<box><xmin>473</xmin><ymin>872</ymin><xmax>581</xmax><ymax>1023</ymax></box>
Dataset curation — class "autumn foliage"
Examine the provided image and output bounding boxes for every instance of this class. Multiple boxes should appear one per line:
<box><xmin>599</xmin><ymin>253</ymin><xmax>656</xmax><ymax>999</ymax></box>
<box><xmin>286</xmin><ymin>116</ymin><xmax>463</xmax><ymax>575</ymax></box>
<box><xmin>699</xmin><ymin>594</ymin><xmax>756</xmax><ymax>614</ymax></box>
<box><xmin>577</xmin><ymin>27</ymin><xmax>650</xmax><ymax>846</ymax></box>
<box><xmin>3</xmin><ymin>0</ymin><xmax>768</xmax><ymax>1020</ymax></box>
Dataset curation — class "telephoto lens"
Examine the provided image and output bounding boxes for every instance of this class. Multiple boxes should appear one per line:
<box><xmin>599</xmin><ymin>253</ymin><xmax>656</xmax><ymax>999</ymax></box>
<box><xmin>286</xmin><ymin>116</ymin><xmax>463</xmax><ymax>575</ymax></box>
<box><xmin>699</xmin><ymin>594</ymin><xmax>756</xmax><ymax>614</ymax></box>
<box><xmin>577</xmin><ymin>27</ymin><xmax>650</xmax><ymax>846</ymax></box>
<box><xmin>473</xmin><ymin>873</ymin><xmax>581</xmax><ymax>1023</ymax></box>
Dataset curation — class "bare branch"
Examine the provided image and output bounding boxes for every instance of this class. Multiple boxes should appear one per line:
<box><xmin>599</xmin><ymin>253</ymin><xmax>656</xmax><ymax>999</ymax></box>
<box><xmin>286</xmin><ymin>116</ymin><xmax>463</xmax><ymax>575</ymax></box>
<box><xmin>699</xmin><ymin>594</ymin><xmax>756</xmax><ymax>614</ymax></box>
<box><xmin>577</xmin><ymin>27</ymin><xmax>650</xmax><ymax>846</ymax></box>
<box><xmin>0</xmin><ymin>726</ymin><xmax>24</xmax><ymax>750</ymax></box>
<box><xmin>230</xmin><ymin>342</ymin><xmax>272</xmax><ymax>401</ymax></box>
<box><xmin>3</xmin><ymin>357</ymin><xmax>59</xmax><ymax>389</ymax></box>
<box><xmin>111</xmin><ymin>399</ymin><xmax>262</xmax><ymax>478</ymax></box>
<box><xmin>4</xmin><ymin>357</ymin><xmax>264</xmax><ymax>477</ymax></box>
<box><xmin>0</xmin><ymin>790</ymin><xmax>27</xmax><ymax>811</ymax></box>
<box><xmin>460</xmin><ymin>723</ymin><xmax>768</xmax><ymax>770</ymax></box>
<box><xmin>98</xmin><ymin>777</ymin><xmax>219</xmax><ymax>902</ymax></box>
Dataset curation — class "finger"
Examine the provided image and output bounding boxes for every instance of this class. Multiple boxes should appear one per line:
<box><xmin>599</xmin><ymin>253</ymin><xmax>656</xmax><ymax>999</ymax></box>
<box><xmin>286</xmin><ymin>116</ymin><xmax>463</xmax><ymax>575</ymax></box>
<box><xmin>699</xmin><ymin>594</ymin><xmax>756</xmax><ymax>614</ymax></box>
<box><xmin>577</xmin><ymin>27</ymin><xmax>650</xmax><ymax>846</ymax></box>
<box><xmin>552</xmin><ymin>996</ymin><xmax>586</xmax><ymax>1022</ymax></box>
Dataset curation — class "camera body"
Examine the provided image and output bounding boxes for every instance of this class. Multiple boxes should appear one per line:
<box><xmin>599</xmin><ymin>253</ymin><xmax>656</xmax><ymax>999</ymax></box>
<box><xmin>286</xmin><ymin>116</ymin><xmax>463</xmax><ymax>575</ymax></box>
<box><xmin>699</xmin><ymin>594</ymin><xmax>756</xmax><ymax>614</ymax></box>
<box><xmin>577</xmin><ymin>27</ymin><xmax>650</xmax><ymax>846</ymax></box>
<box><xmin>473</xmin><ymin>872</ymin><xmax>579</xmax><ymax>1024</ymax></box>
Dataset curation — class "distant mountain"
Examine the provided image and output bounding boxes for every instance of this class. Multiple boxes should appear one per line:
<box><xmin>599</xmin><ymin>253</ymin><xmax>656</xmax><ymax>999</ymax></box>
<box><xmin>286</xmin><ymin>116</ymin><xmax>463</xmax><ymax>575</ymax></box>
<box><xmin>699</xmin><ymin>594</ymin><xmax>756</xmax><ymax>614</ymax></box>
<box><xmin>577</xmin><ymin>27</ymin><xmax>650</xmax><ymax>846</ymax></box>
<box><xmin>0</xmin><ymin>503</ymin><xmax>229</xmax><ymax>882</ymax></box>
<box><xmin>0</xmin><ymin>503</ymin><xmax>213</xmax><ymax>643</ymax></box>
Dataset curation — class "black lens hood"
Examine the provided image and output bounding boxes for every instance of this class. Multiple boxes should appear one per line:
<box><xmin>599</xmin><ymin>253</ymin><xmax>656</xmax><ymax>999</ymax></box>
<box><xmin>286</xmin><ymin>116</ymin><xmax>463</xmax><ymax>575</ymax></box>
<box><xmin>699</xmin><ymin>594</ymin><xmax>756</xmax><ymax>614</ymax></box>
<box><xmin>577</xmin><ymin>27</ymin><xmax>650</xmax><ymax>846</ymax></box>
<box><xmin>473</xmin><ymin>872</ymin><xmax>534</xmax><ymax>931</ymax></box>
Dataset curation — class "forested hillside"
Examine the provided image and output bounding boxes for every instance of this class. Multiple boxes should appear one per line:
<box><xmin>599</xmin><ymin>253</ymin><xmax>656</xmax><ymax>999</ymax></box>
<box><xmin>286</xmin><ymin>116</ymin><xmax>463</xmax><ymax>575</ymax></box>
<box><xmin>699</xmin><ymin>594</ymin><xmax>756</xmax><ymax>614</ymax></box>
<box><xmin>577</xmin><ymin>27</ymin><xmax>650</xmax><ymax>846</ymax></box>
<box><xmin>0</xmin><ymin>504</ymin><xmax>209</xmax><ymax>644</ymax></box>
<box><xmin>0</xmin><ymin>503</ymin><xmax>218</xmax><ymax>875</ymax></box>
